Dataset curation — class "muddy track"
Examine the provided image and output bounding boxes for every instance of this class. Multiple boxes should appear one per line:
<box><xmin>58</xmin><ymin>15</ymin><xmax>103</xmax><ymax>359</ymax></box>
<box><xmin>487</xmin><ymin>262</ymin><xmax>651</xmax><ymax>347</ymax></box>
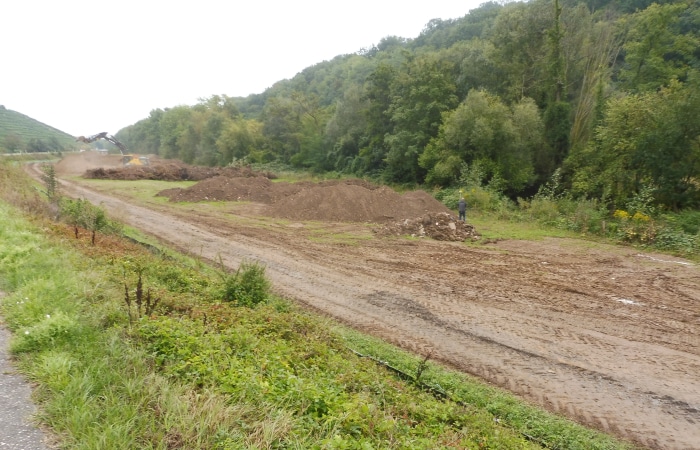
<box><xmin>32</xmin><ymin>164</ymin><xmax>700</xmax><ymax>449</ymax></box>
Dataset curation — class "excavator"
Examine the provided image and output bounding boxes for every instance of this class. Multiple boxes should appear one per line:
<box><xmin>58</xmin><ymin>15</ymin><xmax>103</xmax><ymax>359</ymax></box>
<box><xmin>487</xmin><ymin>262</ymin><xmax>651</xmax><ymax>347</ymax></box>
<box><xmin>76</xmin><ymin>132</ymin><xmax>149</xmax><ymax>166</ymax></box>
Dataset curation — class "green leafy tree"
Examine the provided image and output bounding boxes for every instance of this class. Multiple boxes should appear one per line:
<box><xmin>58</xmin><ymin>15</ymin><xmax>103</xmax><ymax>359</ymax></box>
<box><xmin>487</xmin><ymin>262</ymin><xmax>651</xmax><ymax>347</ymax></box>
<box><xmin>487</xmin><ymin>0</ymin><xmax>553</xmax><ymax>104</ymax></box>
<box><xmin>541</xmin><ymin>0</ymin><xmax>571</xmax><ymax>173</ymax></box>
<box><xmin>384</xmin><ymin>54</ymin><xmax>458</xmax><ymax>183</ymax></box>
<box><xmin>2</xmin><ymin>133</ymin><xmax>23</xmax><ymax>153</ymax></box>
<box><xmin>420</xmin><ymin>90</ymin><xmax>539</xmax><ymax>194</ymax></box>
<box><xmin>356</xmin><ymin>63</ymin><xmax>397</xmax><ymax>175</ymax></box>
<box><xmin>569</xmin><ymin>17</ymin><xmax>621</xmax><ymax>153</ymax></box>
<box><xmin>26</xmin><ymin>138</ymin><xmax>48</xmax><ymax>153</ymax></box>
<box><xmin>216</xmin><ymin>118</ymin><xmax>265</xmax><ymax>164</ymax></box>
<box><xmin>288</xmin><ymin>92</ymin><xmax>329</xmax><ymax>170</ymax></box>
<box><xmin>410</xmin><ymin>2</ymin><xmax>502</xmax><ymax>50</ymax></box>
<box><xmin>158</xmin><ymin>106</ymin><xmax>193</xmax><ymax>160</ymax></box>
<box><xmin>324</xmin><ymin>85</ymin><xmax>369</xmax><ymax>172</ymax></box>
<box><xmin>261</xmin><ymin>96</ymin><xmax>303</xmax><ymax>164</ymax></box>
<box><xmin>569</xmin><ymin>77</ymin><xmax>700</xmax><ymax>210</ymax></box>
<box><xmin>618</xmin><ymin>2</ymin><xmax>700</xmax><ymax>92</ymax></box>
<box><xmin>118</xmin><ymin>109</ymin><xmax>163</xmax><ymax>156</ymax></box>
<box><xmin>452</xmin><ymin>39</ymin><xmax>501</xmax><ymax>98</ymax></box>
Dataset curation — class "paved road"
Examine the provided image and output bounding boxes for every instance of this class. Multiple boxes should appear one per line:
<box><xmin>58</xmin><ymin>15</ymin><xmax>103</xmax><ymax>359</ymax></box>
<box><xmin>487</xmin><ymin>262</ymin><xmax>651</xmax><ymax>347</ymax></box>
<box><xmin>0</xmin><ymin>295</ymin><xmax>52</xmax><ymax>449</ymax></box>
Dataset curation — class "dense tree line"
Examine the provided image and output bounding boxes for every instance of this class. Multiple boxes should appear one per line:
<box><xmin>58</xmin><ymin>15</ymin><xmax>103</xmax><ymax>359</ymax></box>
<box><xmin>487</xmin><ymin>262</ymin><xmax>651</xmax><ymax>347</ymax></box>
<box><xmin>117</xmin><ymin>0</ymin><xmax>700</xmax><ymax>211</ymax></box>
<box><xmin>2</xmin><ymin>133</ymin><xmax>66</xmax><ymax>153</ymax></box>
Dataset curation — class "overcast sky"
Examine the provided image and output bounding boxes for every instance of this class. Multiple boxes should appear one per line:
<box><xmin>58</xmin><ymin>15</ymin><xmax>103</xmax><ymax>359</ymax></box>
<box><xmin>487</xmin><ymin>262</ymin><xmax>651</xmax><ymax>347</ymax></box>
<box><xmin>2</xmin><ymin>0</ymin><xmax>485</xmax><ymax>137</ymax></box>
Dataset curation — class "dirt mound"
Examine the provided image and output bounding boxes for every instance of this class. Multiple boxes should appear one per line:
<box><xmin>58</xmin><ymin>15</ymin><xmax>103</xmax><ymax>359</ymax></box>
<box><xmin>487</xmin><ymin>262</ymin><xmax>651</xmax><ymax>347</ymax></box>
<box><xmin>266</xmin><ymin>184</ymin><xmax>450</xmax><ymax>223</ymax></box>
<box><xmin>158</xmin><ymin>176</ymin><xmax>281</xmax><ymax>202</ymax></box>
<box><xmin>374</xmin><ymin>212</ymin><xmax>480</xmax><ymax>241</ymax></box>
<box><xmin>158</xmin><ymin>177</ymin><xmax>454</xmax><ymax>224</ymax></box>
<box><xmin>84</xmin><ymin>162</ymin><xmax>268</xmax><ymax>182</ymax></box>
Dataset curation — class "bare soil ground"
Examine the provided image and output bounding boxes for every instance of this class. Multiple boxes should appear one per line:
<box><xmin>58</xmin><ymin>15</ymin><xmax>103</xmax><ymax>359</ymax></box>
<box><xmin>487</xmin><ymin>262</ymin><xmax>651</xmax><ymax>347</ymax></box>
<box><xmin>35</xmin><ymin>154</ymin><xmax>700</xmax><ymax>449</ymax></box>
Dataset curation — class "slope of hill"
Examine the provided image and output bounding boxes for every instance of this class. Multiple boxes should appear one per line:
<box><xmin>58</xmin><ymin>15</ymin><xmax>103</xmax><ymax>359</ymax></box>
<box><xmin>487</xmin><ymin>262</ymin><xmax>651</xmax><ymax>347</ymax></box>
<box><xmin>0</xmin><ymin>105</ymin><xmax>77</xmax><ymax>153</ymax></box>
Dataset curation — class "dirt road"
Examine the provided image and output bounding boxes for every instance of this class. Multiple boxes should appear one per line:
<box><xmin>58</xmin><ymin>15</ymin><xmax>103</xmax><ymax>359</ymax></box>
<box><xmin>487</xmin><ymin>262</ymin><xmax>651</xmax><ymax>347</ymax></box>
<box><xmin>34</xmin><ymin>162</ymin><xmax>700</xmax><ymax>449</ymax></box>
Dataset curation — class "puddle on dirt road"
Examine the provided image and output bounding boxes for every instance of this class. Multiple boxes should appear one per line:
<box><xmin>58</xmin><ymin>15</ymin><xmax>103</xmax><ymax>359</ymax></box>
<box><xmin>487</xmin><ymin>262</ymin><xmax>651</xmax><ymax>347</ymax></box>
<box><xmin>613</xmin><ymin>297</ymin><xmax>644</xmax><ymax>306</ymax></box>
<box><xmin>636</xmin><ymin>254</ymin><xmax>694</xmax><ymax>266</ymax></box>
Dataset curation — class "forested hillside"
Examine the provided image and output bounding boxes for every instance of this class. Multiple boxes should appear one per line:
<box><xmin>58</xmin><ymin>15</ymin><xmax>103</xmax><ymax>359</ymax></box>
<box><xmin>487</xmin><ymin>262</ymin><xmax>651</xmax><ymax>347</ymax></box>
<box><xmin>0</xmin><ymin>105</ymin><xmax>77</xmax><ymax>153</ymax></box>
<box><xmin>117</xmin><ymin>0</ymin><xmax>700</xmax><ymax>211</ymax></box>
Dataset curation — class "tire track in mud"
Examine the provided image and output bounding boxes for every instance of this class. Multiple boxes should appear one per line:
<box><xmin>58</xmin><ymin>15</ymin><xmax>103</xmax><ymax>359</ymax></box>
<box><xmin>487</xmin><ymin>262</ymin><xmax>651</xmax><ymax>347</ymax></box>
<box><xmin>40</xmin><ymin>168</ymin><xmax>700</xmax><ymax>450</ymax></box>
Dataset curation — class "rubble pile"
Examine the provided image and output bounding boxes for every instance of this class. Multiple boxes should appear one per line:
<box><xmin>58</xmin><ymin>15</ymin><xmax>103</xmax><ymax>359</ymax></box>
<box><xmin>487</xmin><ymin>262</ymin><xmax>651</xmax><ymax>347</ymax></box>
<box><xmin>373</xmin><ymin>212</ymin><xmax>480</xmax><ymax>242</ymax></box>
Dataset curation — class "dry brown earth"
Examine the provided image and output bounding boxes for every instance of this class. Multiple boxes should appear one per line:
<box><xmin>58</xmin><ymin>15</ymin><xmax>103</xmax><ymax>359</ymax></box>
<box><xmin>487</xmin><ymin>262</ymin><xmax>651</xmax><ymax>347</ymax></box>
<box><xmin>28</xmin><ymin>154</ymin><xmax>700</xmax><ymax>449</ymax></box>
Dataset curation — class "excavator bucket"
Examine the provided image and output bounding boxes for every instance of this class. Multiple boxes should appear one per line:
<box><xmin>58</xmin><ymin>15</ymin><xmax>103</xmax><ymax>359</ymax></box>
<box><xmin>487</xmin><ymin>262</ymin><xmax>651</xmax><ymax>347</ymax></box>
<box><xmin>122</xmin><ymin>155</ymin><xmax>150</xmax><ymax>166</ymax></box>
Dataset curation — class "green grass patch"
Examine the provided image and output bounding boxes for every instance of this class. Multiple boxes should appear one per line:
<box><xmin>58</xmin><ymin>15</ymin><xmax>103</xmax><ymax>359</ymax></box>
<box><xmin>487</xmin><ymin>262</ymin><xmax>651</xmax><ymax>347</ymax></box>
<box><xmin>467</xmin><ymin>212</ymin><xmax>577</xmax><ymax>242</ymax></box>
<box><xmin>78</xmin><ymin>178</ymin><xmax>197</xmax><ymax>202</ymax></box>
<box><xmin>307</xmin><ymin>228</ymin><xmax>374</xmax><ymax>245</ymax></box>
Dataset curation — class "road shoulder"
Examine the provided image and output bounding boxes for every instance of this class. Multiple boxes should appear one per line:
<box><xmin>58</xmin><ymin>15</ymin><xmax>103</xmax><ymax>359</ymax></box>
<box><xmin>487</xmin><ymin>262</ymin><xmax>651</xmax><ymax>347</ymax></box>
<box><xmin>0</xmin><ymin>292</ymin><xmax>52</xmax><ymax>449</ymax></box>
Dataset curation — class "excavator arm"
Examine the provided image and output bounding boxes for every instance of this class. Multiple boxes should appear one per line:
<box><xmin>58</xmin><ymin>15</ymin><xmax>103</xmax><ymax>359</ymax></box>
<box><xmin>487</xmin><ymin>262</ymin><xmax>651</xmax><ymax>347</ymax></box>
<box><xmin>76</xmin><ymin>132</ymin><xmax>127</xmax><ymax>155</ymax></box>
<box><xmin>76</xmin><ymin>132</ymin><xmax>149</xmax><ymax>166</ymax></box>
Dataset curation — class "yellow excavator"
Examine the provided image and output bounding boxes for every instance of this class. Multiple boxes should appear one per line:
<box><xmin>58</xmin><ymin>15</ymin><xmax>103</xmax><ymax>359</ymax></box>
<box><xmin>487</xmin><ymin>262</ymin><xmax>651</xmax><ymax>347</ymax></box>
<box><xmin>76</xmin><ymin>132</ymin><xmax>149</xmax><ymax>166</ymax></box>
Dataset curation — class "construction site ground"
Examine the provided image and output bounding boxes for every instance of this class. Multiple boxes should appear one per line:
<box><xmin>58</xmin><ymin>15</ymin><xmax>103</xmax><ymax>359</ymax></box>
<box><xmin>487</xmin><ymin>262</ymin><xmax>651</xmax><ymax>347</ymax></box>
<box><xmin>28</xmin><ymin>153</ymin><xmax>700</xmax><ymax>449</ymax></box>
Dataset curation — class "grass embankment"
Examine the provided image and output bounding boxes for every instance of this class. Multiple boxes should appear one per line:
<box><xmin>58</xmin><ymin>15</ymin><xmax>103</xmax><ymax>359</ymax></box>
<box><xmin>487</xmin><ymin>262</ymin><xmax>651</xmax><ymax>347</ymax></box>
<box><xmin>0</xmin><ymin>161</ymin><xmax>636</xmax><ymax>449</ymax></box>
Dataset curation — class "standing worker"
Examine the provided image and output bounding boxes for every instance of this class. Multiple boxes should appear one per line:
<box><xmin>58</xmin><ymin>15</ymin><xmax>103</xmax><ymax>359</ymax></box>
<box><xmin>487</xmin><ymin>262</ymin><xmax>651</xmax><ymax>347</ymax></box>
<box><xmin>458</xmin><ymin>197</ymin><xmax>467</xmax><ymax>222</ymax></box>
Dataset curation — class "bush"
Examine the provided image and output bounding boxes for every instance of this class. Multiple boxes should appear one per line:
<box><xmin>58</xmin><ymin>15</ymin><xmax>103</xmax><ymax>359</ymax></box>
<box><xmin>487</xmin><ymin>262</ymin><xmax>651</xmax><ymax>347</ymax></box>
<box><xmin>434</xmin><ymin>188</ymin><xmax>461</xmax><ymax>210</ymax></box>
<box><xmin>60</xmin><ymin>198</ymin><xmax>122</xmax><ymax>244</ymax></box>
<box><xmin>220</xmin><ymin>262</ymin><xmax>270</xmax><ymax>307</ymax></box>
<box><xmin>566</xmin><ymin>199</ymin><xmax>608</xmax><ymax>234</ymax></box>
<box><xmin>654</xmin><ymin>227</ymin><xmax>698</xmax><ymax>253</ymax></box>
<box><xmin>521</xmin><ymin>197</ymin><xmax>561</xmax><ymax>227</ymax></box>
<box><xmin>663</xmin><ymin>210</ymin><xmax>700</xmax><ymax>235</ymax></box>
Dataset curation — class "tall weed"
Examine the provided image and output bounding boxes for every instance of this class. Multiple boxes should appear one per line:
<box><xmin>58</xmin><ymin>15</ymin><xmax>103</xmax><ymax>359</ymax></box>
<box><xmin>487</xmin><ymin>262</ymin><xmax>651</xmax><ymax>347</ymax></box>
<box><xmin>0</xmin><ymin>160</ymin><xmax>47</xmax><ymax>215</ymax></box>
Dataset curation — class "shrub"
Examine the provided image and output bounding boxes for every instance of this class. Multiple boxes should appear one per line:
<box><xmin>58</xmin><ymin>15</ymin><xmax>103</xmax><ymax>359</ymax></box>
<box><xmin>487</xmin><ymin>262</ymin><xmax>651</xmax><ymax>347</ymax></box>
<box><xmin>654</xmin><ymin>228</ymin><xmax>698</xmax><ymax>253</ymax></box>
<box><xmin>60</xmin><ymin>198</ymin><xmax>121</xmax><ymax>244</ymax></box>
<box><xmin>663</xmin><ymin>210</ymin><xmax>700</xmax><ymax>235</ymax></box>
<box><xmin>40</xmin><ymin>163</ymin><xmax>60</xmax><ymax>203</ymax></box>
<box><xmin>614</xmin><ymin>212</ymin><xmax>659</xmax><ymax>244</ymax></box>
<box><xmin>566</xmin><ymin>199</ymin><xmax>608</xmax><ymax>234</ymax></box>
<box><xmin>220</xmin><ymin>262</ymin><xmax>270</xmax><ymax>307</ymax></box>
<box><xmin>522</xmin><ymin>198</ymin><xmax>561</xmax><ymax>227</ymax></box>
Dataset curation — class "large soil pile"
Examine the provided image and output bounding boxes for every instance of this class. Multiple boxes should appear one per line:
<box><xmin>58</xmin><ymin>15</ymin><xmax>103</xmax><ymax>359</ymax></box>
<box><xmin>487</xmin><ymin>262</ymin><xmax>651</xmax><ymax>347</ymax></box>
<box><xmin>83</xmin><ymin>162</ymin><xmax>271</xmax><ymax>181</ymax></box>
<box><xmin>157</xmin><ymin>177</ymin><xmax>456</xmax><ymax>224</ymax></box>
